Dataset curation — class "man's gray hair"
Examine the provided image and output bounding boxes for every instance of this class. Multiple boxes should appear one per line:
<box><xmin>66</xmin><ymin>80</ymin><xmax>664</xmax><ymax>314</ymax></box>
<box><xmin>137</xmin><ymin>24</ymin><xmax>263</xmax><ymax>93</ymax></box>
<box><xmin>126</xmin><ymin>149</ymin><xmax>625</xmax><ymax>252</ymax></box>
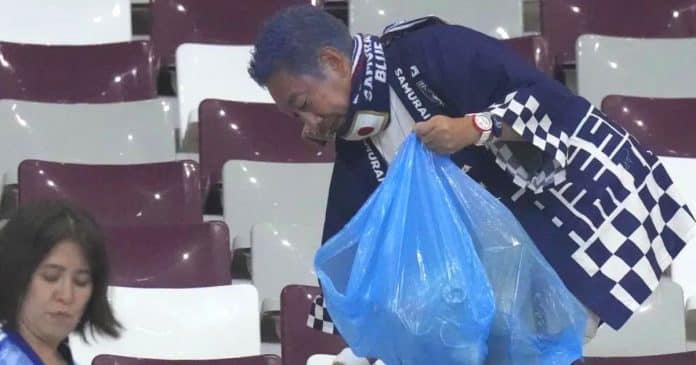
<box><xmin>248</xmin><ymin>5</ymin><xmax>353</xmax><ymax>86</ymax></box>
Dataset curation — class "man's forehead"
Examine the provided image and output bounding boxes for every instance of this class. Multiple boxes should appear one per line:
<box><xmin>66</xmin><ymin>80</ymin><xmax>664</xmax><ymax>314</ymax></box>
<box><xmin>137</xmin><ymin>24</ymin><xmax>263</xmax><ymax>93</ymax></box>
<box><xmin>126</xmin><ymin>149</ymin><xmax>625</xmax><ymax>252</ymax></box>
<box><xmin>268</xmin><ymin>72</ymin><xmax>310</xmax><ymax>105</ymax></box>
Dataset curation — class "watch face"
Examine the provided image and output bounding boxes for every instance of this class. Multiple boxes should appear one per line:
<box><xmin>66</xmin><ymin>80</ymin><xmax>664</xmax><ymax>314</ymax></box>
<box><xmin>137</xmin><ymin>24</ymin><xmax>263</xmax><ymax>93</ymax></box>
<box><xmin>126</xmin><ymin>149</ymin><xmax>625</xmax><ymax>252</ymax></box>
<box><xmin>475</xmin><ymin>115</ymin><xmax>493</xmax><ymax>130</ymax></box>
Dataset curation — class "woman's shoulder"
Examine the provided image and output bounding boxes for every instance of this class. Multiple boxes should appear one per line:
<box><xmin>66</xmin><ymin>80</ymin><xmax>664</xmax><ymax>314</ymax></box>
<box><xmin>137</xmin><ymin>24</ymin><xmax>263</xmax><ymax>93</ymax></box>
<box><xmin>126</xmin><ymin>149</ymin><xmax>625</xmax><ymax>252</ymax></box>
<box><xmin>0</xmin><ymin>329</ymin><xmax>37</xmax><ymax>364</ymax></box>
<box><xmin>0</xmin><ymin>328</ymin><xmax>15</xmax><ymax>349</ymax></box>
<box><xmin>0</xmin><ymin>329</ymin><xmax>75</xmax><ymax>365</ymax></box>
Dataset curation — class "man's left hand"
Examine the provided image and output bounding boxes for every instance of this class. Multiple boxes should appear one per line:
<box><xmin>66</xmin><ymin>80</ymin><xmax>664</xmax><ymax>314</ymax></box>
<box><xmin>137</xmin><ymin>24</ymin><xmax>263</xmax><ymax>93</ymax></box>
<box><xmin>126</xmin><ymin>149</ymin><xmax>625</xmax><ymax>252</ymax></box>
<box><xmin>413</xmin><ymin>115</ymin><xmax>481</xmax><ymax>154</ymax></box>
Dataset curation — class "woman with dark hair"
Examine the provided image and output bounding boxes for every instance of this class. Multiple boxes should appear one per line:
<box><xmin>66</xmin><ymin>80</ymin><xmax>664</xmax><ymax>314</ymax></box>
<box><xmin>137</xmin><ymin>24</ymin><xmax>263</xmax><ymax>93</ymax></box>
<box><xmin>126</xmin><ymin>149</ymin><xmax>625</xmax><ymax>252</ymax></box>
<box><xmin>0</xmin><ymin>200</ymin><xmax>121</xmax><ymax>364</ymax></box>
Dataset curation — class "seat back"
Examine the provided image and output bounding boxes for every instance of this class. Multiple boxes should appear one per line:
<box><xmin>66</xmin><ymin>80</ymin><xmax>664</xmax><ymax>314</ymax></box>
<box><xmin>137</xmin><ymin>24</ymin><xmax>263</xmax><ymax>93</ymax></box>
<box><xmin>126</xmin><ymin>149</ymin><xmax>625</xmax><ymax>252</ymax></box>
<box><xmin>0</xmin><ymin>0</ymin><xmax>132</xmax><ymax>45</ymax></box>
<box><xmin>93</xmin><ymin>355</ymin><xmax>281</xmax><ymax>365</ymax></box>
<box><xmin>349</xmin><ymin>0</ymin><xmax>523</xmax><ymax>39</ymax></box>
<box><xmin>105</xmin><ymin>222</ymin><xmax>231</xmax><ymax>288</ymax></box>
<box><xmin>280</xmin><ymin>285</ymin><xmax>346</xmax><ymax>365</ymax></box>
<box><xmin>19</xmin><ymin>160</ymin><xmax>202</xmax><ymax>226</ymax></box>
<box><xmin>70</xmin><ymin>285</ymin><xmax>261</xmax><ymax>365</ymax></box>
<box><xmin>583</xmin><ymin>278</ymin><xmax>686</xmax><ymax>356</ymax></box>
<box><xmin>199</xmin><ymin>99</ymin><xmax>334</xmax><ymax>189</ymax></box>
<box><xmin>601</xmin><ymin>96</ymin><xmax>696</xmax><ymax>158</ymax></box>
<box><xmin>583</xmin><ymin>351</ymin><xmax>696</xmax><ymax>364</ymax></box>
<box><xmin>175</xmin><ymin>44</ymin><xmax>272</xmax><ymax>142</ymax></box>
<box><xmin>0</xmin><ymin>99</ymin><xmax>175</xmax><ymax>184</ymax></box>
<box><xmin>151</xmin><ymin>0</ymin><xmax>312</xmax><ymax>65</ymax></box>
<box><xmin>502</xmin><ymin>35</ymin><xmax>555</xmax><ymax>75</ymax></box>
<box><xmin>576</xmin><ymin>35</ymin><xmax>696</xmax><ymax>106</ymax></box>
<box><xmin>251</xmin><ymin>222</ymin><xmax>321</xmax><ymax>313</ymax></box>
<box><xmin>541</xmin><ymin>0</ymin><xmax>696</xmax><ymax>65</ymax></box>
<box><xmin>0</xmin><ymin>41</ymin><xmax>157</xmax><ymax>102</ymax></box>
<box><xmin>222</xmin><ymin>160</ymin><xmax>332</xmax><ymax>250</ymax></box>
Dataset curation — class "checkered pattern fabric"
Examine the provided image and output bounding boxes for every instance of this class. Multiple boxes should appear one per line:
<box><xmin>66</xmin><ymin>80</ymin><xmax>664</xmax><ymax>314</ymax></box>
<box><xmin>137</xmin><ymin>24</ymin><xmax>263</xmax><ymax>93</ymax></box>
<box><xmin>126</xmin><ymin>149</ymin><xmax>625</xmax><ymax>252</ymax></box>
<box><xmin>543</xmin><ymin>108</ymin><xmax>696</xmax><ymax>312</ymax></box>
<box><xmin>486</xmin><ymin>91</ymin><xmax>696</xmax><ymax>326</ymax></box>
<box><xmin>487</xmin><ymin>91</ymin><xmax>568</xmax><ymax>193</ymax></box>
<box><xmin>307</xmin><ymin>295</ymin><xmax>339</xmax><ymax>335</ymax></box>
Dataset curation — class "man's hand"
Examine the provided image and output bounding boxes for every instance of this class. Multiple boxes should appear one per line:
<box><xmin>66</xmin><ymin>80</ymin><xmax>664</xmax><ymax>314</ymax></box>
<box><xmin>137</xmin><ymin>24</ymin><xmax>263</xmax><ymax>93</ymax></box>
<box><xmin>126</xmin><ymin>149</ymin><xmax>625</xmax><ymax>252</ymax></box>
<box><xmin>413</xmin><ymin>114</ymin><xmax>481</xmax><ymax>154</ymax></box>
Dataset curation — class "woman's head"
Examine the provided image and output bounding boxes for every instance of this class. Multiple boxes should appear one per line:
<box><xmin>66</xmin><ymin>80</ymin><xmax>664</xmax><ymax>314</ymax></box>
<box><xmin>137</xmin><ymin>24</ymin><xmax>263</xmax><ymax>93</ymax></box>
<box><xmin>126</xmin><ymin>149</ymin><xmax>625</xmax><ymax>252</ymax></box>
<box><xmin>0</xmin><ymin>200</ymin><xmax>120</xmax><ymax>344</ymax></box>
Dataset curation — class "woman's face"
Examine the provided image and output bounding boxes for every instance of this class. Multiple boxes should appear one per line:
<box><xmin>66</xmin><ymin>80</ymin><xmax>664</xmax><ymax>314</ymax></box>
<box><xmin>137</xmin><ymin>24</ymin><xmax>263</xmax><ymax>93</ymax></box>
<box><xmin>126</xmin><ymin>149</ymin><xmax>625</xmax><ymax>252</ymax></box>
<box><xmin>18</xmin><ymin>240</ymin><xmax>93</xmax><ymax>345</ymax></box>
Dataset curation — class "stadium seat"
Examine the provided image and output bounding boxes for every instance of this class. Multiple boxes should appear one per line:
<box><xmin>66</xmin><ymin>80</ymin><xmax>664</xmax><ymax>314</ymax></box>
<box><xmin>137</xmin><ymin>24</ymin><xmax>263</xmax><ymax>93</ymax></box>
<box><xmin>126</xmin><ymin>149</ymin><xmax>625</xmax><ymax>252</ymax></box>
<box><xmin>18</xmin><ymin>160</ymin><xmax>203</xmax><ymax>226</ymax></box>
<box><xmin>582</xmin><ymin>351</ymin><xmax>696</xmax><ymax>364</ymax></box>
<box><xmin>502</xmin><ymin>35</ymin><xmax>555</xmax><ymax>75</ymax></box>
<box><xmin>349</xmin><ymin>0</ymin><xmax>523</xmax><ymax>39</ymax></box>
<box><xmin>251</xmin><ymin>223</ymin><xmax>321</xmax><ymax>313</ymax></box>
<box><xmin>198</xmin><ymin>99</ymin><xmax>334</xmax><ymax>191</ymax></box>
<box><xmin>0</xmin><ymin>99</ymin><xmax>175</xmax><ymax>185</ymax></box>
<box><xmin>104</xmin><ymin>222</ymin><xmax>232</xmax><ymax>288</ymax></box>
<box><xmin>601</xmin><ymin>96</ymin><xmax>696</xmax><ymax>159</ymax></box>
<box><xmin>70</xmin><ymin>285</ymin><xmax>260</xmax><ymax>365</ymax></box>
<box><xmin>222</xmin><ymin>160</ymin><xmax>332</xmax><ymax>251</ymax></box>
<box><xmin>175</xmin><ymin>44</ymin><xmax>272</xmax><ymax>142</ymax></box>
<box><xmin>0</xmin><ymin>0</ymin><xmax>132</xmax><ymax>45</ymax></box>
<box><xmin>151</xmin><ymin>0</ymin><xmax>314</xmax><ymax>66</ymax></box>
<box><xmin>583</xmin><ymin>278</ymin><xmax>686</xmax><ymax>356</ymax></box>
<box><xmin>280</xmin><ymin>285</ymin><xmax>346</xmax><ymax>365</ymax></box>
<box><xmin>0</xmin><ymin>41</ymin><xmax>157</xmax><ymax>102</ymax></box>
<box><xmin>93</xmin><ymin>355</ymin><xmax>282</xmax><ymax>365</ymax></box>
<box><xmin>540</xmin><ymin>0</ymin><xmax>696</xmax><ymax>66</ymax></box>
<box><xmin>576</xmin><ymin>35</ymin><xmax>696</xmax><ymax>106</ymax></box>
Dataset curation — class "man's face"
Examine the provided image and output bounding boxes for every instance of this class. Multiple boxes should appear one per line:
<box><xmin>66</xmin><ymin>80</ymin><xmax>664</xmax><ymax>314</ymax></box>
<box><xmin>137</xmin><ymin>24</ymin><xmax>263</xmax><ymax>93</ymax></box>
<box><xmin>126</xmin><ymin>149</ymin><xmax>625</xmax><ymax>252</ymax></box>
<box><xmin>266</xmin><ymin>48</ymin><xmax>352</xmax><ymax>142</ymax></box>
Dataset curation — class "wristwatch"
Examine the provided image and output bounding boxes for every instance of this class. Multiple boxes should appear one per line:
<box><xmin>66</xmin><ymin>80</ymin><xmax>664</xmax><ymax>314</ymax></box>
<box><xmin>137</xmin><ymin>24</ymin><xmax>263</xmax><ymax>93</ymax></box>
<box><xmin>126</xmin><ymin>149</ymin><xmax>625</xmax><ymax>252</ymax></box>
<box><xmin>471</xmin><ymin>113</ymin><xmax>493</xmax><ymax>146</ymax></box>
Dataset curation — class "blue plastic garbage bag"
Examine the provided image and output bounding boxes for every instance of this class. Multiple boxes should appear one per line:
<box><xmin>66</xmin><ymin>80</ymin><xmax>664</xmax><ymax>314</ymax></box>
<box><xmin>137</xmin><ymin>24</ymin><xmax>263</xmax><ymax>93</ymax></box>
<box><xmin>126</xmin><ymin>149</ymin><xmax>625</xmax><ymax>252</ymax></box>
<box><xmin>315</xmin><ymin>134</ymin><xmax>587</xmax><ymax>365</ymax></box>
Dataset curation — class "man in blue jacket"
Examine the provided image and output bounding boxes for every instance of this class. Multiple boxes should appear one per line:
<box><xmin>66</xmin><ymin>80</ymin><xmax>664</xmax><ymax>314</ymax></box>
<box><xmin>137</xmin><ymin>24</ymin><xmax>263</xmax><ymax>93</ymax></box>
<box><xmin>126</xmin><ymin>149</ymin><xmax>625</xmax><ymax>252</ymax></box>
<box><xmin>249</xmin><ymin>5</ymin><xmax>696</xmax><ymax>364</ymax></box>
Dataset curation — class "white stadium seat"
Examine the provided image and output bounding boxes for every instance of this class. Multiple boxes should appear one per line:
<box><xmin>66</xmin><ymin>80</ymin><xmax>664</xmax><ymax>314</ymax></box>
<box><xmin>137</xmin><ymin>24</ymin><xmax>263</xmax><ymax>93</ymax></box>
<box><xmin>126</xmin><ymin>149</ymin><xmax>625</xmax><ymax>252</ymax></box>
<box><xmin>251</xmin><ymin>222</ymin><xmax>322</xmax><ymax>313</ymax></box>
<box><xmin>175</xmin><ymin>44</ymin><xmax>273</xmax><ymax>143</ymax></box>
<box><xmin>349</xmin><ymin>0</ymin><xmax>523</xmax><ymax>39</ymax></box>
<box><xmin>0</xmin><ymin>0</ymin><xmax>132</xmax><ymax>44</ymax></box>
<box><xmin>70</xmin><ymin>285</ymin><xmax>261</xmax><ymax>364</ymax></box>
<box><xmin>222</xmin><ymin>160</ymin><xmax>332</xmax><ymax>252</ymax></box>
<box><xmin>0</xmin><ymin>98</ymin><xmax>176</xmax><ymax>186</ymax></box>
<box><xmin>577</xmin><ymin>35</ymin><xmax>696</xmax><ymax>106</ymax></box>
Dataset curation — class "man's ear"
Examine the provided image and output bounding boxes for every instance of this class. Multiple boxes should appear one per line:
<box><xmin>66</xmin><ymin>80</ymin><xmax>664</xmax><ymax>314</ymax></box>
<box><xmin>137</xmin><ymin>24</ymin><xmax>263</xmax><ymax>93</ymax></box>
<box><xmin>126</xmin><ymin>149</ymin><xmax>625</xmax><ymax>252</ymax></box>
<box><xmin>319</xmin><ymin>47</ymin><xmax>351</xmax><ymax>79</ymax></box>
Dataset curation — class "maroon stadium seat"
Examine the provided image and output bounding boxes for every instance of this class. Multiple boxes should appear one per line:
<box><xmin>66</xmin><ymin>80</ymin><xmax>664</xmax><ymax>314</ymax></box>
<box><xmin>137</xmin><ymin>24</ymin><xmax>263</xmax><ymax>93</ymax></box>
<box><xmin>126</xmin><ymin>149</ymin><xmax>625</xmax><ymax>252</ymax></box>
<box><xmin>104</xmin><ymin>222</ymin><xmax>231</xmax><ymax>288</ymax></box>
<box><xmin>502</xmin><ymin>35</ymin><xmax>555</xmax><ymax>75</ymax></box>
<box><xmin>540</xmin><ymin>0</ymin><xmax>696</xmax><ymax>66</ymax></box>
<box><xmin>198</xmin><ymin>99</ymin><xmax>334</xmax><ymax>191</ymax></box>
<box><xmin>580</xmin><ymin>351</ymin><xmax>696</xmax><ymax>364</ymax></box>
<box><xmin>18</xmin><ymin>160</ymin><xmax>203</xmax><ymax>225</ymax></box>
<box><xmin>151</xmin><ymin>0</ymin><xmax>316</xmax><ymax>66</ymax></box>
<box><xmin>92</xmin><ymin>355</ymin><xmax>282</xmax><ymax>365</ymax></box>
<box><xmin>0</xmin><ymin>41</ymin><xmax>158</xmax><ymax>102</ymax></box>
<box><xmin>280</xmin><ymin>285</ymin><xmax>346</xmax><ymax>365</ymax></box>
<box><xmin>601</xmin><ymin>96</ymin><xmax>696</xmax><ymax>158</ymax></box>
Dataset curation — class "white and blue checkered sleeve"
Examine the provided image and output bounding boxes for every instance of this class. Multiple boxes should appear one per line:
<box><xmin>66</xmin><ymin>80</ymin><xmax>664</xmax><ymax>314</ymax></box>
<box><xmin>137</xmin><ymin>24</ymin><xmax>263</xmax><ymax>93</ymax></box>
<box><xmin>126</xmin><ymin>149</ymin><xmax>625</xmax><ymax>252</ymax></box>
<box><xmin>485</xmin><ymin>89</ymin><xmax>571</xmax><ymax>194</ymax></box>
